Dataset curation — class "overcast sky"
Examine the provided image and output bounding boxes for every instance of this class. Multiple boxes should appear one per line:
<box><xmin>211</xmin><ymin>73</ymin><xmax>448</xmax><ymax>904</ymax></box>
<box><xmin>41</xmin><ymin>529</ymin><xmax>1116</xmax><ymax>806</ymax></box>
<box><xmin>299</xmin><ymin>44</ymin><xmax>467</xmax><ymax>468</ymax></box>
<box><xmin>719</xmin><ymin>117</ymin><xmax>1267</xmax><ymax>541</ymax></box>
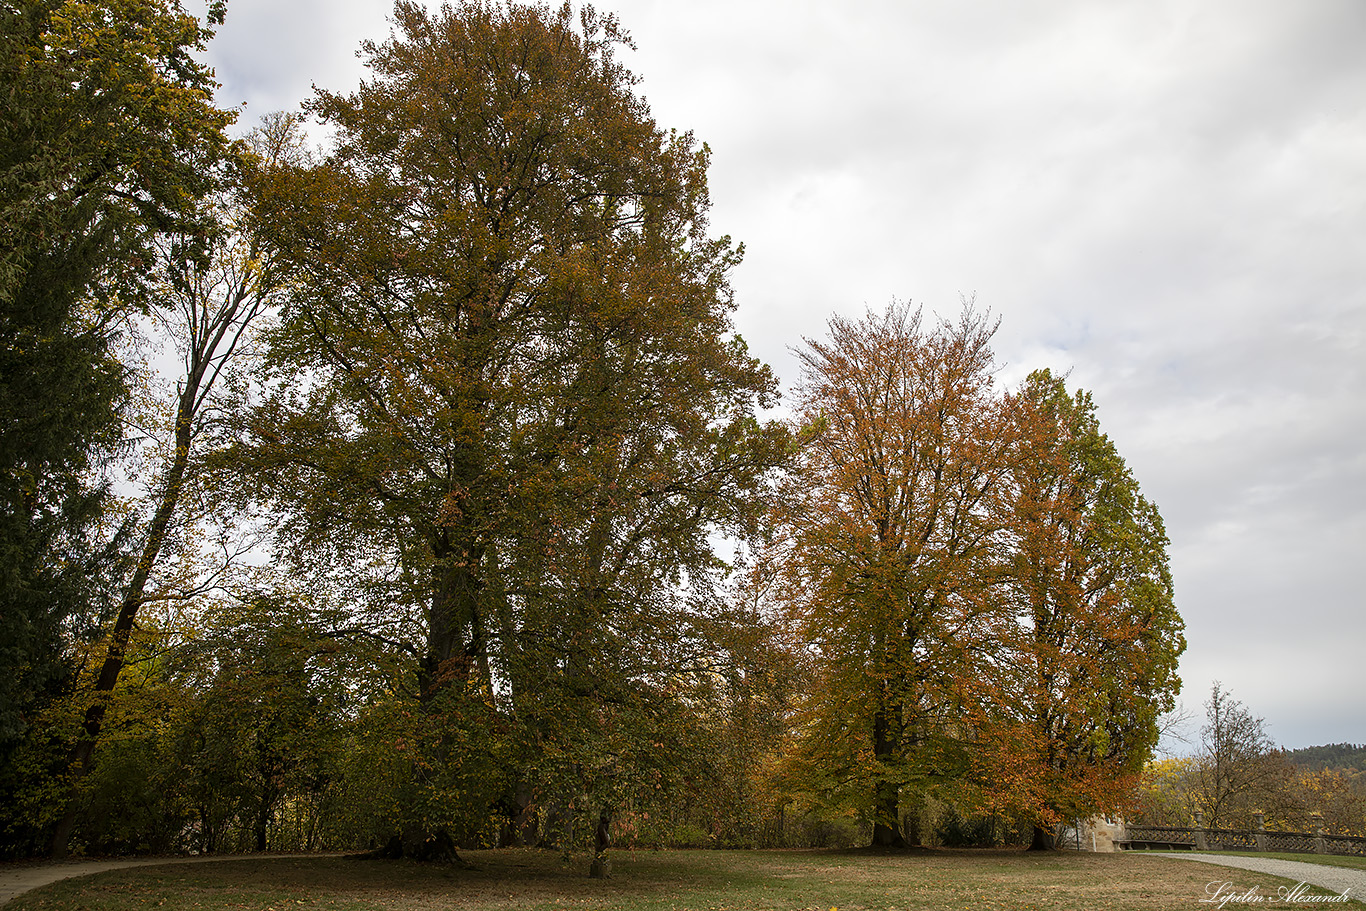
<box><xmin>195</xmin><ymin>0</ymin><xmax>1366</xmax><ymax>751</ymax></box>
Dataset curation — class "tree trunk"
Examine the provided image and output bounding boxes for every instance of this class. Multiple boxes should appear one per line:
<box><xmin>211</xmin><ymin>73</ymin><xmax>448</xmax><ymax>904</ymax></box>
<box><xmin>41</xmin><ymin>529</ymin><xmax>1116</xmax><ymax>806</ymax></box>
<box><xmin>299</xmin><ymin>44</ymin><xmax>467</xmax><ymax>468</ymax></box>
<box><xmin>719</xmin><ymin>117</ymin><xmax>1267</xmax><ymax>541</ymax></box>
<box><xmin>589</xmin><ymin>807</ymin><xmax>612</xmax><ymax>878</ymax></box>
<box><xmin>870</xmin><ymin>701</ymin><xmax>907</xmax><ymax>848</ymax></box>
<box><xmin>405</xmin><ymin>827</ymin><xmax>461</xmax><ymax>863</ymax></box>
<box><xmin>254</xmin><ymin>781</ymin><xmax>278</xmax><ymax>852</ymax></box>
<box><xmin>49</xmin><ymin>405</ymin><xmax>195</xmax><ymax>857</ymax></box>
<box><xmin>870</xmin><ymin>782</ymin><xmax>907</xmax><ymax>848</ymax></box>
<box><xmin>503</xmin><ymin>783</ymin><xmax>539</xmax><ymax>847</ymax></box>
<box><xmin>355</xmin><ymin>545</ymin><xmax>486</xmax><ymax>865</ymax></box>
<box><xmin>254</xmin><ymin>808</ymin><xmax>270</xmax><ymax>852</ymax></box>
<box><xmin>1028</xmin><ymin>824</ymin><xmax>1057</xmax><ymax>851</ymax></box>
<box><xmin>357</xmin><ymin>827</ymin><xmax>462</xmax><ymax>863</ymax></box>
<box><xmin>46</xmin><ymin>256</ymin><xmax>269</xmax><ymax>857</ymax></box>
<box><xmin>199</xmin><ymin>800</ymin><xmax>220</xmax><ymax>854</ymax></box>
<box><xmin>422</xmin><ymin>545</ymin><xmax>485</xmax><ymax>697</ymax></box>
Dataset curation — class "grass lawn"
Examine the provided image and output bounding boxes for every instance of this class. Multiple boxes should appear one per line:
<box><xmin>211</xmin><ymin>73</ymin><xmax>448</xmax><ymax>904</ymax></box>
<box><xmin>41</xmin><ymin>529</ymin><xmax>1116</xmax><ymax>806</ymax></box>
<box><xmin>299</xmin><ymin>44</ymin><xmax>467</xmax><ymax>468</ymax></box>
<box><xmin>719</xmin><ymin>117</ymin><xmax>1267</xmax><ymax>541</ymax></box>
<box><xmin>7</xmin><ymin>848</ymin><xmax>1364</xmax><ymax>911</ymax></box>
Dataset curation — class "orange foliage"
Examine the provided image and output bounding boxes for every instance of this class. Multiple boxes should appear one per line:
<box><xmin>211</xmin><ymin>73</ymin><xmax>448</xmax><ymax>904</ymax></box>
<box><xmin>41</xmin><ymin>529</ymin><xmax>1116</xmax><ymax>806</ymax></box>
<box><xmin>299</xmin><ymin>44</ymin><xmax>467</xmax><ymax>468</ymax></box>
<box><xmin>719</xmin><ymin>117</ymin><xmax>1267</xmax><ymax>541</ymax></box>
<box><xmin>774</xmin><ymin>307</ymin><xmax>1184</xmax><ymax>845</ymax></box>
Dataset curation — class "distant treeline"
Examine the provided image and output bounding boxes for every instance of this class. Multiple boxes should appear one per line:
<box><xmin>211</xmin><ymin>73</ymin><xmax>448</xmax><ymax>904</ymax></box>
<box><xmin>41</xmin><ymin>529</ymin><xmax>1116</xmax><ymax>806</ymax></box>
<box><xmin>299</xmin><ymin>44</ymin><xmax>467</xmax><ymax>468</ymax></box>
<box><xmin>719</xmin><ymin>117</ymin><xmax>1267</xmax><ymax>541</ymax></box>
<box><xmin>1284</xmin><ymin>743</ymin><xmax>1366</xmax><ymax>774</ymax></box>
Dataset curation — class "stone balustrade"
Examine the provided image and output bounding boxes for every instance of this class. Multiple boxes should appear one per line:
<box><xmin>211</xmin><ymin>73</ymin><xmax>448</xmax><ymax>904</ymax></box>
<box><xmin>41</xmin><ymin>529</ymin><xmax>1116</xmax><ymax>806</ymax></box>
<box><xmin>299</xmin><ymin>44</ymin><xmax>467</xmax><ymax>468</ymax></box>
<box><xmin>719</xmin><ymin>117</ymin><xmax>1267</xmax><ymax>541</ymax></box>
<box><xmin>1118</xmin><ymin>812</ymin><xmax>1366</xmax><ymax>857</ymax></box>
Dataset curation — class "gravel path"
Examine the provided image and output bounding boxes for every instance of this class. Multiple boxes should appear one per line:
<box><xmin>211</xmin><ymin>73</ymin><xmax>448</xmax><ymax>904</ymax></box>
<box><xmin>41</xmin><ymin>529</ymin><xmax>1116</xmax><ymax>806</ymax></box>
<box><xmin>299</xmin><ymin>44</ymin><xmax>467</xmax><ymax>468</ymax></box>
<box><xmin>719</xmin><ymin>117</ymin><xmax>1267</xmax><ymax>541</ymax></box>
<box><xmin>1147</xmin><ymin>852</ymin><xmax>1365</xmax><ymax>903</ymax></box>
<box><xmin>0</xmin><ymin>854</ymin><xmax>337</xmax><ymax>906</ymax></box>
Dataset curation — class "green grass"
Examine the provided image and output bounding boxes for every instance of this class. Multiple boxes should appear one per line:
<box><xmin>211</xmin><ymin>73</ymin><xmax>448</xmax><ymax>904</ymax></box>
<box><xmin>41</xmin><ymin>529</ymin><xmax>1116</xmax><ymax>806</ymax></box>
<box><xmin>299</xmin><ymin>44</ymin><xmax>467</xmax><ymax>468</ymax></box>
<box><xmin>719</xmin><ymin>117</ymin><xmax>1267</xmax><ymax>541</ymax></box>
<box><xmin>6</xmin><ymin>848</ymin><xmax>1364</xmax><ymax>911</ymax></box>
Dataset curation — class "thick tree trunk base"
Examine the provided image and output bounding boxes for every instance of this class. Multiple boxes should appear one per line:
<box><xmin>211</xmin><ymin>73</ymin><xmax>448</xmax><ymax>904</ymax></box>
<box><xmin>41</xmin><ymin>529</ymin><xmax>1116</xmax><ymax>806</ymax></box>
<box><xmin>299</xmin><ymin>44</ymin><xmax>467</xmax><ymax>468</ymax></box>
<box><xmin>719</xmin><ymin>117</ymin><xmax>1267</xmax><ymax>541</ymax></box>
<box><xmin>498</xmin><ymin>786</ymin><xmax>540</xmax><ymax>847</ymax></box>
<box><xmin>347</xmin><ymin>830</ymin><xmax>464</xmax><ymax>864</ymax></box>
<box><xmin>1027</xmin><ymin>825</ymin><xmax>1057</xmax><ymax>851</ymax></box>
<box><xmin>870</xmin><ymin>822</ymin><xmax>907</xmax><ymax>849</ymax></box>
<box><xmin>48</xmin><ymin>810</ymin><xmax>77</xmax><ymax>859</ymax></box>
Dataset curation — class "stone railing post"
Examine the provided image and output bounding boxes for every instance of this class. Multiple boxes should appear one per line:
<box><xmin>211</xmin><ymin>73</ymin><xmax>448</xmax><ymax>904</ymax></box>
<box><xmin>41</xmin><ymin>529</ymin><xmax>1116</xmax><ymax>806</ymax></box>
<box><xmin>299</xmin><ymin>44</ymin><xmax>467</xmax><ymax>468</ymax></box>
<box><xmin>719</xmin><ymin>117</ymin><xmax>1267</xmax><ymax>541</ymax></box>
<box><xmin>1194</xmin><ymin>810</ymin><xmax>1208</xmax><ymax>851</ymax></box>
<box><xmin>1311</xmin><ymin>812</ymin><xmax>1327</xmax><ymax>854</ymax></box>
<box><xmin>1253</xmin><ymin>811</ymin><xmax>1267</xmax><ymax>852</ymax></box>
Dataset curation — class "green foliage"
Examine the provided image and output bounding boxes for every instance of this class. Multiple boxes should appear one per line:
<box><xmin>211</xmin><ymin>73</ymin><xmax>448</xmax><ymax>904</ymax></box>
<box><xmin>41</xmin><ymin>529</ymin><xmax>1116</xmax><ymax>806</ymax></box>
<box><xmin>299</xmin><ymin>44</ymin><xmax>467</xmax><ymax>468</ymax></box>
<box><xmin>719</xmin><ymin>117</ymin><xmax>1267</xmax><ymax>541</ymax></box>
<box><xmin>932</xmin><ymin>805</ymin><xmax>1015</xmax><ymax>848</ymax></box>
<box><xmin>1133</xmin><ymin>756</ymin><xmax>1200</xmax><ymax>826</ymax></box>
<box><xmin>0</xmin><ymin>0</ymin><xmax>233</xmax><ymax>299</ymax></box>
<box><xmin>32</xmin><ymin>594</ymin><xmax>375</xmax><ymax>856</ymax></box>
<box><xmin>774</xmin><ymin>313</ymin><xmax>1184</xmax><ymax>849</ymax></box>
<box><xmin>322</xmin><ymin>700</ymin><xmax>423</xmax><ymax>850</ymax></box>
<box><xmin>777</xmin><ymin>303</ymin><xmax>1011</xmax><ymax>846</ymax></box>
<box><xmin>78</xmin><ymin>725</ymin><xmax>191</xmax><ymax>854</ymax></box>
<box><xmin>0</xmin><ymin>0</ymin><xmax>1195</xmax><ymax>864</ymax></box>
<box><xmin>2</xmin><ymin>620</ymin><xmax>193</xmax><ymax>857</ymax></box>
<box><xmin>164</xmin><ymin>595</ymin><xmax>372</xmax><ymax>852</ymax></box>
<box><xmin>0</xmin><ymin>701</ymin><xmax>78</xmax><ymax>858</ymax></box>
<box><xmin>0</xmin><ymin>0</ymin><xmax>234</xmax><ymax>847</ymax></box>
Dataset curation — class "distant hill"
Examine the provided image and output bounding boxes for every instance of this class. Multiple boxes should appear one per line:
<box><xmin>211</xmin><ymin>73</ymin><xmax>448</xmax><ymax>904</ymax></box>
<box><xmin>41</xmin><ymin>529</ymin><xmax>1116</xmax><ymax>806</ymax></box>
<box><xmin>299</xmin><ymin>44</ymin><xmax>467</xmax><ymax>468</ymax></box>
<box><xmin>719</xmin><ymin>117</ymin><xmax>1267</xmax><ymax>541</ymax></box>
<box><xmin>1283</xmin><ymin>743</ymin><xmax>1366</xmax><ymax>774</ymax></box>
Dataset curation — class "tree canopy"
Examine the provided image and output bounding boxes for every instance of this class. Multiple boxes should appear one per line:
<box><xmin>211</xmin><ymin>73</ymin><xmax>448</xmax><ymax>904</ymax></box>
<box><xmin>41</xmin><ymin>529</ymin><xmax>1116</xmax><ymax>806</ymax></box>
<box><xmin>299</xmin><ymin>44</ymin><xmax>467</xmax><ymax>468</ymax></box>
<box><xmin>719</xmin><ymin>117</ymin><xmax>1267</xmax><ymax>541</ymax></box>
<box><xmin>232</xmin><ymin>0</ymin><xmax>787</xmax><ymax>865</ymax></box>
<box><xmin>774</xmin><ymin>305</ymin><xmax>1183</xmax><ymax>849</ymax></box>
<box><xmin>2</xmin><ymin>0</ymin><xmax>1189</xmax><ymax>863</ymax></box>
<box><xmin>979</xmin><ymin>368</ymin><xmax>1183</xmax><ymax>848</ymax></box>
<box><xmin>778</xmin><ymin>303</ymin><xmax>1010</xmax><ymax>847</ymax></box>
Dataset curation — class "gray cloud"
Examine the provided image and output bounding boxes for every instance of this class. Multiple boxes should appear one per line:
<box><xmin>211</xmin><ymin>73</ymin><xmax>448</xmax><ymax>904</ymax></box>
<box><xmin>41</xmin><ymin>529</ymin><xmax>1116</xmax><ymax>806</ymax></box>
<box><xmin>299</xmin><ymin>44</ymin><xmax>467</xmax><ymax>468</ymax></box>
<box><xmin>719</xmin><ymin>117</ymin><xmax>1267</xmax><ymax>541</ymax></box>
<box><xmin>196</xmin><ymin>0</ymin><xmax>394</xmax><ymax>119</ymax></box>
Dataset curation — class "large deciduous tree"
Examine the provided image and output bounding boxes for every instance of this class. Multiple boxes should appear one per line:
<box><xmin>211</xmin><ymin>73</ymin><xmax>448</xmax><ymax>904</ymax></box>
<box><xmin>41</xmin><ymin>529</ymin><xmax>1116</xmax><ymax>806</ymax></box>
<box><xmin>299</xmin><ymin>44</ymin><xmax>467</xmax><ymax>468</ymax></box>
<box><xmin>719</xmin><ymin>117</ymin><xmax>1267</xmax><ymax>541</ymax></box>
<box><xmin>778</xmin><ymin>303</ymin><xmax>1009</xmax><ymax>848</ymax></box>
<box><xmin>236</xmin><ymin>0</ymin><xmax>786</xmax><ymax>865</ymax></box>
<box><xmin>981</xmin><ymin>369</ymin><xmax>1183</xmax><ymax>849</ymax></box>
<box><xmin>777</xmin><ymin>311</ymin><xmax>1184</xmax><ymax>851</ymax></box>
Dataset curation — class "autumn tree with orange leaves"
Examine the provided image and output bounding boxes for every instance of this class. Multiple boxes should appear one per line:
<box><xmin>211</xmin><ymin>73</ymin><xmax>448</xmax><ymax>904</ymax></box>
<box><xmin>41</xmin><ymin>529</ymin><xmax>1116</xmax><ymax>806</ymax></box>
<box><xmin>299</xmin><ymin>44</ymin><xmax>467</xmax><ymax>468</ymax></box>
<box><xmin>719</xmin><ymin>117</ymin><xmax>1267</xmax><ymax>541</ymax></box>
<box><xmin>778</xmin><ymin>302</ymin><xmax>1012</xmax><ymax>848</ymax></box>
<box><xmin>972</xmin><ymin>369</ymin><xmax>1183</xmax><ymax>849</ymax></box>
<box><xmin>776</xmin><ymin>307</ymin><xmax>1183</xmax><ymax>850</ymax></box>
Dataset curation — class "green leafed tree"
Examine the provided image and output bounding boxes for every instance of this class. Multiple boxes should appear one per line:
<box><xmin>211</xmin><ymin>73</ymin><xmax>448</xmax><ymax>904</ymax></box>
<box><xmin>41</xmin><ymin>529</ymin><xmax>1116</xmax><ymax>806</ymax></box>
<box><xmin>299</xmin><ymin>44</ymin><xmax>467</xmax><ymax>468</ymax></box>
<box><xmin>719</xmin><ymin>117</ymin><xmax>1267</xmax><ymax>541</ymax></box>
<box><xmin>0</xmin><ymin>0</ymin><xmax>233</xmax><ymax>855</ymax></box>
<box><xmin>233</xmin><ymin>0</ymin><xmax>786</xmax><ymax>866</ymax></box>
<box><xmin>162</xmin><ymin>594</ymin><xmax>352</xmax><ymax>854</ymax></box>
<box><xmin>54</xmin><ymin>590</ymin><xmax>364</xmax><ymax>856</ymax></box>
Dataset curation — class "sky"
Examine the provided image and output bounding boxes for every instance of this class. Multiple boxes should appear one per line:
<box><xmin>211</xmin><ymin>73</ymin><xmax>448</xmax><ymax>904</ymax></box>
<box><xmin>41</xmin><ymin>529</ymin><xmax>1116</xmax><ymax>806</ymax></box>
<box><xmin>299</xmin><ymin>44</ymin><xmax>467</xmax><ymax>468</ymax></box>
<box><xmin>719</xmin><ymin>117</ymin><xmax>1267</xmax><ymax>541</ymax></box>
<box><xmin>194</xmin><ymin>0</ymin><xmax>1366</xmax><ymax>751</ymax></box>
